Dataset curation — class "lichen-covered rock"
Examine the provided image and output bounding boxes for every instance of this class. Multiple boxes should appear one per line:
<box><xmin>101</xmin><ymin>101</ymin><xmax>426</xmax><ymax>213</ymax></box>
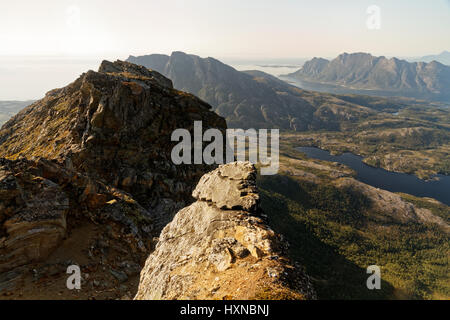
<box><xmin>192</xmin><ymin>161</ymin><xmax>259</xmax><ymax>211</ymax></box>
<box><xmin>135</xmin><ymin>162</ymin><xmax>316</xmax><ymax>300</ymax></box>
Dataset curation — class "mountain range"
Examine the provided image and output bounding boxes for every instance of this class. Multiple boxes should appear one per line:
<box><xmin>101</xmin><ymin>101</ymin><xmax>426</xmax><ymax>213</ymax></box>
<box><xmin>284</xmin><ymin>52</ymin><xmax>450</xmax><ymax>101</ymax></box>
<box><xmin>127</xmin><ymin>52</ymin><xmax>416</xmax><ymax>131</ymax></box>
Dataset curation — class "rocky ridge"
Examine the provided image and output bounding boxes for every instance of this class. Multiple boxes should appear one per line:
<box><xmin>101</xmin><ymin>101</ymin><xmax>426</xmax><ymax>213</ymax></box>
<box><xmin>0</xmin><ymin>60</ymin><xmax>227</xmax><ymax>298</ymax></box>
<box><xmin>0</xmin><ymin>60</ymin><xmax>227</xmax><ymax>229</ymax></box>
<box><xmin>135</xmin><ymin>162</ymin><xmax>316</xmax><ymax>300</ymax></box>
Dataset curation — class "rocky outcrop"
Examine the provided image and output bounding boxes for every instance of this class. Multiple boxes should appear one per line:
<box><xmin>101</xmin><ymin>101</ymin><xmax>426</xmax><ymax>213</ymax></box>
<box><xmin>0</xmin><ymin>61</ymin><xmax>226</xmax><ymax>299</ymax></box>
<box><xmin>135</xmin><ymin>162</ymin><xmax>316</xmax><ymax>300</ymax></box>
<box><xmin>0</xmin><ymin>60</ymin><xmax>226</xmax><ymax>229</ymax></box>
<box><xmin>0</xmin><ymin>60</ymin><xmax>228</xmax><ymax>226</ymax></box>
<box><xmin>0</xmin><ymin>157</ymin><xmax>155</xmax><ymax>275</ymax></box>
<box><xmin>0</xmin><ymin>159</ymin><xmax>68</xmax><ymax>273</ymax></box>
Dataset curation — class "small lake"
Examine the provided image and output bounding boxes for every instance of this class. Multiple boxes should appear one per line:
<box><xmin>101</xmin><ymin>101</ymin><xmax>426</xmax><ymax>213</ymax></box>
<box><xmin>298</xmin><ymin>147</ymin><xmax>450</xmax><ymax>206</ymax></box>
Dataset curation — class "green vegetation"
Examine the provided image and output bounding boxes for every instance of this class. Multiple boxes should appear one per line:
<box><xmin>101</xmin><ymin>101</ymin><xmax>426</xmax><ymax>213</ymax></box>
<box><xmin>258</xmin><ymin>173</ymin><xmax>449</xmax><ymax>300</ymax></box>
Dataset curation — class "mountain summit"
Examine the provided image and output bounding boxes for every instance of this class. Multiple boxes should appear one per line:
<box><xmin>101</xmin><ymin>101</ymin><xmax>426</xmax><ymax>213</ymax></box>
<box><xmin>0</xmin><ymin>60</ymin><xmax>228</xmax><ymax>298</ymax></box>
<box><xmin>0</xmin><ymin>60</ymin><xmax>226</xmax><ymax>229</ymax></box>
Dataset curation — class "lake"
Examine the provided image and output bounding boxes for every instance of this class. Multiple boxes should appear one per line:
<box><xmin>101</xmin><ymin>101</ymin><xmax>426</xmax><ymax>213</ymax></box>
<box><xmin>298</xmin><ymin>147</ymin><xmax>450</xmax><ymax>206</ymax></box>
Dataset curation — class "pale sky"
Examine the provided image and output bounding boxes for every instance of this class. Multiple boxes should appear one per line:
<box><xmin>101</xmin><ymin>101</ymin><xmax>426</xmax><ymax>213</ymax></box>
<box><xmin>0</xmin><ymin>0</ymin><xmax>449</xmax><ymax>100</ymax></box>
<box><xmin>1</xmin><ymin>0</ymin><xmax>449</xmax><ymax>59</ymax></box>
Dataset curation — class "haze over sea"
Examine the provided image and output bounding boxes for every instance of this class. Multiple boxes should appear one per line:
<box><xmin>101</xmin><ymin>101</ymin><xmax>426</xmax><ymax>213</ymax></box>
<box><xmin>0</xmin><ymin>56</ymin><xmax>307</xmax><ymax>100</ymax></box>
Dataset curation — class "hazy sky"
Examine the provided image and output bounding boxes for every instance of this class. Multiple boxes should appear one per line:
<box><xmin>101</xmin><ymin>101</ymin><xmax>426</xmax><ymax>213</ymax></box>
<box><xmin>1</xmin><ymin>0</ymin><xmax>449</xmax><ymax>59</ymax></box>
<box><xmin>1</xmin><ymin>0</ymin><xmax>450</xmax><ymax>100</ymax></box>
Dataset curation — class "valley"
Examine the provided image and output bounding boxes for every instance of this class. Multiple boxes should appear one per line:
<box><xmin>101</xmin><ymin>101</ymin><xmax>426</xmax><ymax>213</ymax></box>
<box><xmin>128</xmin><ymin>52</ymin><xmax>450</xmax><ymax>180</ymax></box>
<box><xmin>281</xmin><ymin>104</ymin><xmax>450</xmax><ymax>180</ymax></box>
<box><xmin>258</xmin><ymin>139</ymin><xmax>449</xmax><ymax>299</ymax></box>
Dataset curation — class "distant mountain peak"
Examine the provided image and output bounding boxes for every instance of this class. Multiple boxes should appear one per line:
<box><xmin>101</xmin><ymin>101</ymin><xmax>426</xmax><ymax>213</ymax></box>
<box><xmin>287</xmin><ymin>52</ymin><xmax>450</xmax><ymax>101</ymax></box>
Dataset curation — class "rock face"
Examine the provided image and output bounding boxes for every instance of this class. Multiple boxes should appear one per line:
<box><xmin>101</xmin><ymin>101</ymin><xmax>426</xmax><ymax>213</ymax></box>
<box><xmin>0</xmin><ymin>61</ymin><xmax>226</xmax><ymax>298</ymax></box>
<box><xmin>0</xmin><ymin>157</ymin><xmax>154</xmax><ymax>275</ymax></box>
<box><xmin>135</xmin><ymin>162</ymin><xmax>316</xmax><ymax>300</ymax></box>
<box><xmin>0</xmin><ymin>159</ymin><xmax>68</xmax><ymax>273</ymax></box>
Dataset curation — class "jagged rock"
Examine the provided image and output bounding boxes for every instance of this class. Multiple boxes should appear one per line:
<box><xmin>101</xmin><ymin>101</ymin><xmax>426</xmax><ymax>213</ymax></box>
<box><xmin>0</xmin><ymin>60</ymin><xmax>226</xmax><ymax>298</ymax></box>
<box><xmin>135</xmin><ymin>162</ymin><xmax>316</xmax><ymax>300</ymax></box>
<box><xmin>287</xmin><ymin>53</ymin><xmax>450</xmax><ymax>101</ymax></box>
<box><xmin>0</xmin><ymin>59</ymin><xmax>226</xmax><ymax>228</ymax></box>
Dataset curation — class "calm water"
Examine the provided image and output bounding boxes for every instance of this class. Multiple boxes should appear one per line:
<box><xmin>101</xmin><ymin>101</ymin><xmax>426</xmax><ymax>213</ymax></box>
<box><xmin>231</xmin><ymin>64</ymin><xmax>302</xmax><ymax>77</ymax></box>
<box><xmin>298</xmin><ymin>147</ymin><xmax>450</xmax><ymax>206</ymax></box>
